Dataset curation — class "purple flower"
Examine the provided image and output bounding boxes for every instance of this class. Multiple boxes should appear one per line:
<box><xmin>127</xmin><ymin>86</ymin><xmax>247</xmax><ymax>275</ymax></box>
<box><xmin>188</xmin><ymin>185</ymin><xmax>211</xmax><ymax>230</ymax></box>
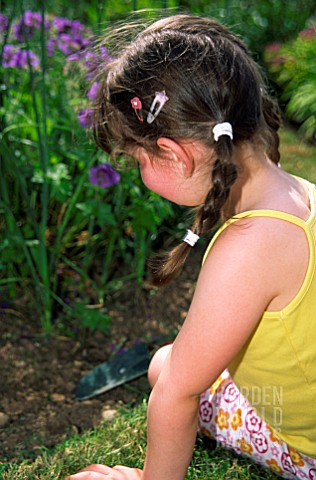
<box><xmin>89</xmin><ymin>163</ymin><xmax>120</xmax><ymax>188</ymax></box>
<box><xmin>53</xmin><ymin>17</ymin><xmax>73</xmax><ymax>33</ymax></box>
<box><xmin>69</xmin><ymin>47</ymin><xmax>112</xmax><ymax>78</ymax></box>
<box><xmin>66</xmin><ymin>45</ymin><xmax>112</xmax><ymax>81</ymax></box>
<box><xmin>77</xmin><ymin>108</ymin><xmax>94</xmax><ymax>128</ymax></box>
<box><xmin>70</xmin><ymin>19</ymin><xmax>90</xmax><ymax>36</ymax></box>
<box><xmin>100</xmin><ymin>46</ymin><xmax>113</xmax><ymax>64</ymax></box>
<box><xmin>1</xmin><ymin>44</ymin><xmax>39</xmax><ymax>69</ymax></box>
<box><xmin>57</xmin><ymin>33</ymin><xmax>89</xmax><ymax>56</ymax></box>
<box><xmin>52</xmin><ymin>17</ymin><xmax>87</xmax><ymax>36</ymax></box>
<box><xmin>2</xmin><ymin>44</ymin><xmax>15</xmax><ymax>67</ymax></box>
<box><xmin>19</xmin><ymin>49</ymin><xmax>40</xmax><ymax>68</ymax></box>
<box><xmin>12</xmin><ymin>11</ymin><xmax>50</xmax><ymax>42</ymax></box>
<box><xmin>66</xmin><ymin>52</ymin><xmax>81</xmax><ymax>62</ymax></box>
<box><xmin>47</xmin><ymin>36</ymin><xmax>58</xmax><ymax>56</ymax></box>
<box><xmin>50</xmin><ymin>17</ymin><xmax>92</xmax><ymax>57</ymax></box>
<box><xmin>87</xmin><ymin>81</ymin><xmax>101</xmax><ymax>102</ymax></box>
<box><xmin>81</xmin><ymin>50</ymin><xmax>99</xmax><ymax>78</ymax></box>
<box><xmin>0</xmin><ymin>14</ymin><xmax>8</xmax><ymax>35</ymax></box>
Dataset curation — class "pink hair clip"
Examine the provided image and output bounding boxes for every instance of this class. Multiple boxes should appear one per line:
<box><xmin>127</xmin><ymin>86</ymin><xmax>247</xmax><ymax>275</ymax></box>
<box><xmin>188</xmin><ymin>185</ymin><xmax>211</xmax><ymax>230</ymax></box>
<box><xmin>131</xmin><ymin>97</ymin><xmax>144</xmax><ymax>123</ymax></box>
<box><xmin>147</xmin><ymin>91</ymin><xmax>169</xmax><ymax>124</ymax></box>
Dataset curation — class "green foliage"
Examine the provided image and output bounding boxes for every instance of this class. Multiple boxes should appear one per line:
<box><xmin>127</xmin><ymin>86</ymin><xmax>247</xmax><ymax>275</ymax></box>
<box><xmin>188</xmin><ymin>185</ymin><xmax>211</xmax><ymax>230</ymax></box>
<box><xmin>19</xmin><ymin>0</ymin><xmax>177</xmax><ymax>27</ymax></box>
<box><xmin>264</xmin><ymin>22</ymin><xmax>316</xmax><ymax>142</ymax></box>
<box><xmin>0</xmin><ymin>5</ymin><xmax>176</xmax><ymax>333</ymax></box>
<box><xmin>177</xmin><ymin>0</ymin><xmax>316</xmax><ymax>58</ymax></box>
<box><xmin>16</xmin><ymin>0</ymin><xmax>316</xmax><ymax>57</ymax></box>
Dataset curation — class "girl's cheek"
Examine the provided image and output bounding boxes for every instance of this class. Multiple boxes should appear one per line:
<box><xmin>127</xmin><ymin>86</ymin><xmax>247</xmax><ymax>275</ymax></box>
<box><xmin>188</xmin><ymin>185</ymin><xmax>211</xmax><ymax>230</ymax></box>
<box><xmin>139</xmin><ymin>169</ymin><xmax>170</xmax><ymax>198</ymax></box>
<box><xmin>140</xmin><ymin>170</ymin><xmax>158</xmax><ymax>193</ymax></box>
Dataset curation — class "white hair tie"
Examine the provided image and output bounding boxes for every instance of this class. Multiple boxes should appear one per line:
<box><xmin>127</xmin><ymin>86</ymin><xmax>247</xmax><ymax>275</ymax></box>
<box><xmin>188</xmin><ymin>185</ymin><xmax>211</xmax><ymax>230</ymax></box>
<box><xmin>183</xmin><ymin>229</ymin><xmax>200</xmax><ymax>247</ymax></box>
<box><xmin>213</xmin><ymin>122</ymin><xmax>233</xmax><ymax>142</ymax></box>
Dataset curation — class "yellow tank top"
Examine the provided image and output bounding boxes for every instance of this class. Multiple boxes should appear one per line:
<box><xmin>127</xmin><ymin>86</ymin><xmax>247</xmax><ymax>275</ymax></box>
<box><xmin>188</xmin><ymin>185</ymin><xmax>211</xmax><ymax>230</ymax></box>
<box><xmin>203</xmin><ymin>179</ymin><xmax>316</xmax><ymax>457</ymax></box>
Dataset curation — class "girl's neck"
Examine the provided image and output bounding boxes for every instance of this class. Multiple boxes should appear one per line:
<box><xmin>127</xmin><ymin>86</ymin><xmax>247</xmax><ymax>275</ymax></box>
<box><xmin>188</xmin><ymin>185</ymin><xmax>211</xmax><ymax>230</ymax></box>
<box><xmin>226</xmin><ymin>142</ymin><xmax>284</xmax><ymax>216</ymax></box>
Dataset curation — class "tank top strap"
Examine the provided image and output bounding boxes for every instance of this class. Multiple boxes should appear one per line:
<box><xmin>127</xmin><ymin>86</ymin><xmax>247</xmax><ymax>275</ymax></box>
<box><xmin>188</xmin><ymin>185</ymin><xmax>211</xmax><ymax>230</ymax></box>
<box><xmin>203</xmin><ymin>177</ymin><xmax>316</xmax><ymax>265</ymax></box>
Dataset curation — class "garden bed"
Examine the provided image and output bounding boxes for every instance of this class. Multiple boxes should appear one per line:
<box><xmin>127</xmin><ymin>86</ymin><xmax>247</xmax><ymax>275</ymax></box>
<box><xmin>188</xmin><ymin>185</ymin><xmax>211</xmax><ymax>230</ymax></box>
<box><xmin>0</xmin><ymin>245</ymin><xmax>202</xmax><ymax>463</ymax></box>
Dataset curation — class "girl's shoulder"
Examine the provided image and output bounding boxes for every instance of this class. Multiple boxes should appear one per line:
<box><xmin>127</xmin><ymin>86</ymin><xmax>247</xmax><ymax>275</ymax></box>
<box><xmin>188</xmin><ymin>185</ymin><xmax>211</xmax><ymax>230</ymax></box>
<box><xmin>202</xmin><ymin>206</ymin><xmax>310</xmax><ymax>313</ymax></box>
<box><xmin>204</xmin><ymin>172</ymin><xmax>313</xmax><ymax>263</ymax></box>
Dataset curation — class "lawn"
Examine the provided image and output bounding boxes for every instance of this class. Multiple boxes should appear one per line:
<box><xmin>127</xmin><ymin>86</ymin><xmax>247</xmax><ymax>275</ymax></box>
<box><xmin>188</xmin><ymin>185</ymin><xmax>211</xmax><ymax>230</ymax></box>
<box><xmin>1</xmin><ymin>400</ymin><xmax>280</xmax><ymax>480</ymax></box>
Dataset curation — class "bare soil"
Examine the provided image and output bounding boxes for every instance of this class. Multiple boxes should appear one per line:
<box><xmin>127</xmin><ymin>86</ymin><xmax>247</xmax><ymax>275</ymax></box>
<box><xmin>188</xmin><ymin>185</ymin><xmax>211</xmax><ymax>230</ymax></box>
<box><xmin>0</xmin><ymin>246</ymin><xmax>203</xmax><ymax>464</ymax></box>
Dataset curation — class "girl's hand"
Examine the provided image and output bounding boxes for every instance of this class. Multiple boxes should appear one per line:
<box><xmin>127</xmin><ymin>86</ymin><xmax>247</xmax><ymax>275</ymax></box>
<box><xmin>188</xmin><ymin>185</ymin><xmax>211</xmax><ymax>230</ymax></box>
<box><xmin>66</xmin><ymin>464</ymin><xmax>143</xmax><ymax>479</ymax></box>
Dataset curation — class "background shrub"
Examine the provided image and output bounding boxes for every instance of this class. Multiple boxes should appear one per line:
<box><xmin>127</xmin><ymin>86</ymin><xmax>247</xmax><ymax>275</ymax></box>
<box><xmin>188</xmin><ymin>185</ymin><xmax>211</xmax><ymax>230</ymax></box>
<box><xmin>264</xmin><ymin>21</ymin><xmax>316</xmax><ymax>142</ymax></box>
<box><xmin>177</xmin><ymin>0</ymin><xmax>316</xmax><ymax>58</ymax></box>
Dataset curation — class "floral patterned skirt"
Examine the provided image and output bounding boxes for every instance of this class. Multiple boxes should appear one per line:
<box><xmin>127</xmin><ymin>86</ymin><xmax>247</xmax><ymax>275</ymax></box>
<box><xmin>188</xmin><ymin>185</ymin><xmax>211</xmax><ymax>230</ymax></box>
<box><xmin>198</xmin><ymin>370</ymin><xmax>316</xmax><ymax>479</ymax></box>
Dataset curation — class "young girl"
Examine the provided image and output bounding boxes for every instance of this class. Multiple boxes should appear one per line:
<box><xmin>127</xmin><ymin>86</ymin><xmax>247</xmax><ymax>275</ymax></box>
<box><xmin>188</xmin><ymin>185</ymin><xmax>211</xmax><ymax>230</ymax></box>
<box><xmin>67</xmin><ymin>14</ymin><xmax>316</xmax><ymax>480</ymax></box>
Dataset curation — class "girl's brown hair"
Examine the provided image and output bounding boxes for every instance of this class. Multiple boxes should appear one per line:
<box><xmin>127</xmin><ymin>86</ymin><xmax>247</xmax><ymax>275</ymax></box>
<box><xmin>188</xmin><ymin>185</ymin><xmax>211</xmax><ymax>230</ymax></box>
<box><xmin>94</xmin><ymin>14</ymin><xmax>282</xmax><ymax>285</ymax></box>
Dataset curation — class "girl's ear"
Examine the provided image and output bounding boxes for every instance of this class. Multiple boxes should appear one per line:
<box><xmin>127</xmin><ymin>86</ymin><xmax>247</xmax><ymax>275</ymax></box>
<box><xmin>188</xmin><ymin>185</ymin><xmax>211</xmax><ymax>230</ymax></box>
<box><xmin>156</xmin><ymin>137</ymin><xmax>195</xmax><ymax>177</ymax></box>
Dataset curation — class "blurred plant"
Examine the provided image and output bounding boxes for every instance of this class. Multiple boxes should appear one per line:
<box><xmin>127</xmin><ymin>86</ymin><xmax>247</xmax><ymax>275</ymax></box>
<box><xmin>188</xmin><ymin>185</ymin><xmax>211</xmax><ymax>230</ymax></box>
<box><xmin>177</xmin><ymin>0</ymin><xmax>316</xmax><ymax>59</ymax></box>
<box><xmin>264</xmin><ymin>21</ymin><xmax>316</xmax><ymax>142</ymax></box>
<box><xmin>0</xmin><ymin>5</ymin><xmax>176</xmax><ymax>334</ymax></box>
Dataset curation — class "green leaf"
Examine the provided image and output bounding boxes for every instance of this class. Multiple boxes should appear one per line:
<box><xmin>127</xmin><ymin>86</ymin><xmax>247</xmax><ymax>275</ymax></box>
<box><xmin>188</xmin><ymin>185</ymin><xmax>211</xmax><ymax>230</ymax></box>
<box><xmin>73</xmin><ymin>303</ymin><xmax>112</xmax><ymax>332</ymax></box>
<box><xmin>76</xmin><ymin>200</ymin><xmax>117</xmax><ymax>226</ymax></box>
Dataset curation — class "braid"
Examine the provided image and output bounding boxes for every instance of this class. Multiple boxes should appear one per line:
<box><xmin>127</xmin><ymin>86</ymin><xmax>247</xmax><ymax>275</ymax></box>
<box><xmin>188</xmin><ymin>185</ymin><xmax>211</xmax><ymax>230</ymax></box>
<box><xmin>261</xmin><ymin>91</ymin><xmax>282</xmax><ymax>165</ymax></box>
<box><xmin>198</xmin><ymin>139</ymin><xmax>237</xmax><ymax>234</ymax></box>
<box><xmin>149</xmin><ymin>136</ymin><xmax>237</xmax><ymax>286</ymax></box>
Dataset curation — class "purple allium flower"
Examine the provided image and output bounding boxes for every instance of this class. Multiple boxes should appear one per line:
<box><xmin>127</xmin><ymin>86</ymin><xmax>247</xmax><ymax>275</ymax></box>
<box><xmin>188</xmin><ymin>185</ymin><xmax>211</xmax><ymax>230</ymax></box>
<box><xmin>52</xmin><ymin>17</ymin><xmax>73</xmax><ymax>33</ymax></box>
<box><xmin>47</xmin><ymin>36</ymin><xmax>58</xmax><ymax>56</ymax></box>
<box><xmin>84</xmin><ymin>48</ymin><xmax>113</xmax><ymax>79</ymax></box>
<box><xmin>87</xmin><ymin>81</ymin><xmax>101</xmax><ymax>102</ymax></box>
<box><xmin>100</xmin><ymin>46</ymin><xmax>113</xmax><ymax>64</ymax></box>
<box><xmin>2</xmin><ymin>45</ymin><xmax>40</xmax><ymax>69</ymax></box>
<box><xmin>69</xmin><ymin>19</ymin><xmax>87</xmax><ymax>36</ymax></box>
<box><xmin>57</xmin><ymin>33</ymin><xmax>89</xmax><ymax>55</ymax></box>
<box><xmin>2</xmin><ymin>44</ymin><xmax>38</xmax><ymax>69</ymax></box>
<box><xmin>53</xmin><ymin>17</ymin><xmax>86</xmax><ymax>36</ymax></box>
<box><xmin>89</xmin><ymin>163</ymin><xmax>120</xmax><ymax>188</ymax></box>
<box><xmin>12</xmin><ymin>11</ymin><xmax>50</xmax><ymax>42</ymax></box>
<box><xmin>23</xmin><ymin>10</ymin><xmax>42</xmax><ymax>28</ymax></box>
<box><xmin>0</xmin><ymin>14</ymin><xmax>8</xmax><ymax>34</ymax></box>
<box><xmin>18</xmin><ymin>49</ymin><xmax>40</xmax><ymax>68</ymax></box>
<box><xmin>77</xmin><ymin>108</ymin><xmax>94</xmax><ymax>128</ymax></box>
<box><xmin>57</xmin><ymin>33</ymin><xmax>77</xmax><ymax>55</ymax></box>
<box><xmin>57</xmin><ymin>33</ymin><xmax>89</xmax><ymax>56</ymax></box>
<box><xmin>2</xmin><ymin>44</ymin><xmax>15</xmax><ymax>67</ymax></box>
<box><xmin>66</xmin><ymin>45</ymin><xmax>112</xmax><ymax>82</ymax></box>
<box><xmin>66</xmin><ymin>52</ymin><xmax>80</xmax><ymax>62</ymax></box>
<box><xmin>51</xmin><ymin>17</ymin><xmax>92</xmax><ymax>57</ymax></box>
<box><xmin>81</xmin><ymin>50</ymin><xmax>99</xmax><ymax>78</ymax></box>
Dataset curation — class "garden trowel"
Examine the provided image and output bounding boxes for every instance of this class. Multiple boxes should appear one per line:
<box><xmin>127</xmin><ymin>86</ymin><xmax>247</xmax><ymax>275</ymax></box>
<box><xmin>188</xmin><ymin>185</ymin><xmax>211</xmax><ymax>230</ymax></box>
<box><xmin>75</xmin><ymin>341</ymin><xmax>150</xmax><ymax>400</ymax></box>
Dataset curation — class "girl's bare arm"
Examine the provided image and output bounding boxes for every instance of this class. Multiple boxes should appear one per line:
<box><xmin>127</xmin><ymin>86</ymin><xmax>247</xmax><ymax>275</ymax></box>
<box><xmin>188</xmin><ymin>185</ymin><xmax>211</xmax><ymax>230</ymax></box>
<box><xmin>143</xmin><ymin>218</ymin><xmax>294</xmax><ymax>480</ymax></box>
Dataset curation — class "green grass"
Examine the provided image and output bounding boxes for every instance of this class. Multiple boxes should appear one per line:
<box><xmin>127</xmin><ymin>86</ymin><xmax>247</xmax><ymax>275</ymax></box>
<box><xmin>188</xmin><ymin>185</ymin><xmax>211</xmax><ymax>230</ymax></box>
<box><xmin>0</xmin><ymin>400</ymin><xmax>280</xmax><ymax>480</ymax></box>
<box><xmin>279</xmin><ymin>126</ymin><xmax>316</xmax><ymax>181</ymax></box>
<box><xmin>1</xmin><ymin>126</ymin><xmax>316</xmax><ymax>479</ymax></box>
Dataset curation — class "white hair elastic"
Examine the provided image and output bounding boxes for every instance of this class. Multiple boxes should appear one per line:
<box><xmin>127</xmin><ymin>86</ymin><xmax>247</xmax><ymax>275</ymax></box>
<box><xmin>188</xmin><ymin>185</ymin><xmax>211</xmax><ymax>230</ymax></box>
<box><xmin>212</xmin><ymin>122</ymin><xmax>233</xmax><ymax>142</ymax></box>
<box><xmin>183</xmin><ymin>229</ymin><xmax>200</xmax><ymax>247</ymax></box>
<box><xmin>147</xmin><ymin>91</ymin><xmax>169</xmax><ymax>124</ymax></box>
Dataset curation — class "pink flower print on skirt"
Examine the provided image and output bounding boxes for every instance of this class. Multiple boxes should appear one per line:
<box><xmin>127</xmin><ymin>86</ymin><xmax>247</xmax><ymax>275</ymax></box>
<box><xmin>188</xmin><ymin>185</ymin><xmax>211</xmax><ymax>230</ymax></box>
<box><xmin>198</xmin><ymin>369</ymin><xmax>316</xmax><ymax>479</ymax></box>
